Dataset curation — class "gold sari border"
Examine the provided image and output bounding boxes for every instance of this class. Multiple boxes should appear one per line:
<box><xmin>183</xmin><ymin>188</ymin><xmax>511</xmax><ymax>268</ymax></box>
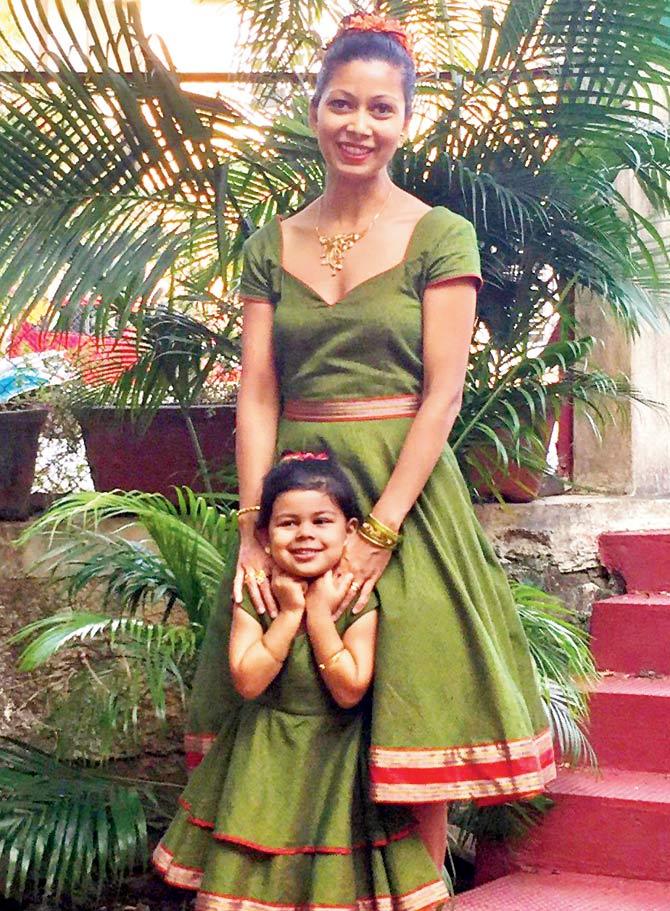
<box><xmin>283</xmin><ymin>394</ymin><xmax>421</xmax><ymax>423</ymax></box>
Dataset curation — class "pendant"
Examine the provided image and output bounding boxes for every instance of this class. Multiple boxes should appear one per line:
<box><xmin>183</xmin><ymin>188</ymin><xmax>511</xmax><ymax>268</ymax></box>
<box><xmin>317</xmin><ymin>231</ymin><xmax>361</xmax><ymax>277</ymax></box>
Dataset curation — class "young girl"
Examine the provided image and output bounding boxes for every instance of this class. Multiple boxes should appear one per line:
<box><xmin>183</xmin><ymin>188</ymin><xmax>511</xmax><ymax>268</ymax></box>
<box><xmin>153</xmin><ymin>451</ymin><xmax>450</xmax><ymax>911</ymax></box>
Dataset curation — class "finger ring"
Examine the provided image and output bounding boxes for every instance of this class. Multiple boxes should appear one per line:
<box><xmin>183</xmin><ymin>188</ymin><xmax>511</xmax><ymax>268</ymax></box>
<box><xmin>351</xmin><ymin>581</ymin><xmax>361</xmax><ymax>593</ymax></box>
<box><xmin>245</xmin><ymin>569</ymin><xmax>259</xmax><ymax>583</ymax></box>
<box><xmin>256</xmin><ymin>569</ymin><xmax>267</xmax><ymax>585</ymax></box>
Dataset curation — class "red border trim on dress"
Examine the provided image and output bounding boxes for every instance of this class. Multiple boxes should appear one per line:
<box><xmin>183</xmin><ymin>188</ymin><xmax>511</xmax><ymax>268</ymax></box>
<box><xmin>178</xmin><ymin>796</ymin><xmax>418</xmax><ymax>855</ymax></box>
<box><xmin>154</xmin><ymin>843</ymin><xmax>450</xmax><ymax>911</ymax></box>
<box><xmin>425</xmin><ymin>273</ymin><xmax>483</xmax><ymax>292</ymax></box>
<box><xmin>369</xmin><ymin>727</ymin><xmax>557</xmax><ymax>804</ymax></box>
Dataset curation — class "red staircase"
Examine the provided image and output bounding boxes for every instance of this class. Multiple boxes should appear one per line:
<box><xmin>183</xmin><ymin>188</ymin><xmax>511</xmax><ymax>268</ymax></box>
<box><xmin>456</xmin><ymin>529</ymin><xmax>670</xmax><ymax>910</ymax></box>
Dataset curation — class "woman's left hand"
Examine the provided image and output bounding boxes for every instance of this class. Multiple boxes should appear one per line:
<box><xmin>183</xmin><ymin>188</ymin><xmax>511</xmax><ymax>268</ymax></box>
<box><xmin>334</xmin><ymin>534</ymin><xmax>393</xmax><ymax>618</ymax></box>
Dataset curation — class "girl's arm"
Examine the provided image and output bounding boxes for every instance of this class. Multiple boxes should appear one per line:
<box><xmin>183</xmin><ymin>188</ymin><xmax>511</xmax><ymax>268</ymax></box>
<box><xmin>343</xmin><ymin>278</ymin><xmax>478</xmax><ymax>613</ymax></box>
<box><xmin>305</xmin><ymin>572</ymin><xmax>378</xmax><ymax>709</ymax></box>
<box><xmin>229</xmin><ymin>607</ymin><xmax>303</xmax><ymax>700</ymax></box>
<box><xmin>233</xmin><ymin>301</ymin><xmax>280</xmax><ymax>616</ymax></box>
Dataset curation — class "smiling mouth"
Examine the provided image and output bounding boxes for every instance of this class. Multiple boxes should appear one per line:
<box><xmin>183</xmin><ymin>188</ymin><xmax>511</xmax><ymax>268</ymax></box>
<box><xmin>337</xmin><ymin>142</ymin><xmax>373</xmax><ymax>159</ymax></box>
<box><xmin>290</xmin><ymin>549</ymin><xmax>322</xmax><ymax>559</ymax></box>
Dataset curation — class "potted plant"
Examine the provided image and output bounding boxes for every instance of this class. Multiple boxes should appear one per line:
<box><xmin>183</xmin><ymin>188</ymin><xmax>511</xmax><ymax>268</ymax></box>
<box><xmin>0</xmin><ymin>351</ymin><xmax>71</xmax><ymax>518</ymax></box>
<box><xmin>68</xmin><ymin>307</ymin><xmax>242</xmax><ymax>497</ymax></box>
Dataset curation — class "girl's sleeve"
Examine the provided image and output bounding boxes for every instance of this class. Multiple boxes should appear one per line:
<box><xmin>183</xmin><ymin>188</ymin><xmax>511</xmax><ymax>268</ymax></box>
<box><xmin>235</xmin><ymin>589</ymin><xmax>271</xmax><ymax>631</ymax></box>
<box><xmin>424</xmin><ymin>210</ymin><xmax>483</xmax><ymax>293</ymax></box>
<box><xmin>343</xmin><ymin>590</ymin><xmax>380</xmax><ymax>633</ymax></box>
<box><xmin>239</xmin><ymin>228</ymin><xmax>276</xmax><ymax>305</ymax></box>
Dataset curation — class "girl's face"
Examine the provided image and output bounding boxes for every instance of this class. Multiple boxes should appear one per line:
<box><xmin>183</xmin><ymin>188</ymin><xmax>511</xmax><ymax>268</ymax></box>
<box><xmin>309</xmin><ymin>58</ymin><xmax>409</xmax><ymax>181</ymax></box>
<box><xmin>267</xmin><ymin>488</ymin><xmax>358</xmax><ymax>578</ymax></box>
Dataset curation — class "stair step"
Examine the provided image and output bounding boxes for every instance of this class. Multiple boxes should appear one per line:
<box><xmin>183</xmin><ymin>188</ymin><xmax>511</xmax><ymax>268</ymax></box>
<box><xmin>599</xmin><ymin>530</ymin><xmax>670</xmax><ymax>592</ymax></box>
<box><xmin>456</xmin><ymin>871</ymin><xmax>670</xmax><ymax>910</ymax></box>
<box><xmin>591</xmin><ymin>594</ymin><xmax>670</xmax><ymax>674</ymax></box>
<box><xmin>584</xmin><ymin>673</ymin><xmax>670</xmax><ymax>772</ymax></box>
<box><xmin>513</xmin><ymin>767</ymin><xmax>670</xmax><ymax>881</ymax></box>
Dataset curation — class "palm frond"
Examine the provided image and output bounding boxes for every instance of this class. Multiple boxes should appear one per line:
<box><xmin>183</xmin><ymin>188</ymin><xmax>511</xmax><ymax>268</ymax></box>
<box><xmin>0</xmin><ymin>737</ymin><xmax>152</xmax><ymax>902</ymax></box>
<box><xmin>10</xmin><ymin>611</ymin><xmax>197</xmax><ymax>673</ymax></box>
<box><xmin>17</xmin><ymin>488</ymin><xmax>236</xmax><ymax>626</ymax></box>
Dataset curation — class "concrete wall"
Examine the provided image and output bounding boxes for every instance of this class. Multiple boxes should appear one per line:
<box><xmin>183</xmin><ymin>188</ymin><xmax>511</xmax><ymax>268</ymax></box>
<box><xmin>572</xmin><ymin>172</ymin><xmax>670</xmax><ymax>495</ymax></box>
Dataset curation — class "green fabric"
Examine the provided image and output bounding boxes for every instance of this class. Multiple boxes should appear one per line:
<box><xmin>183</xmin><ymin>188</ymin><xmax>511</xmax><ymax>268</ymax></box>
<box><xmin>191</xmin><ymin>204</ymin><xmax>548</xmax><ymax>756</ymax></box>
<box><xmin>163</xmin><ymin>203</ymin><xmax>551</xmax><ymax>902</ymax></box>
<box><xmin>158</xmin><ymin>590</ymin><xmax>447</xmax><ymax>903</ymax></box>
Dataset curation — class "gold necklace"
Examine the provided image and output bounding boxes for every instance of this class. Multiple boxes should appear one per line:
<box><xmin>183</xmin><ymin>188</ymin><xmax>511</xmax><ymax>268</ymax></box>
<box><xmin>315</xmin><ymin>190</ymin><xmax>393</xmax><ymax>276</ymax></box>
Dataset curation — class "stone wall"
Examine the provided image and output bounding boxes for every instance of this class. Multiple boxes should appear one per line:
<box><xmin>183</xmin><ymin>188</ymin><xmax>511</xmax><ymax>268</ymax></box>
<box><xmin>475</xmin><ymin>494</ymin><xmax>670</xmax><ymax>619</ymax></box>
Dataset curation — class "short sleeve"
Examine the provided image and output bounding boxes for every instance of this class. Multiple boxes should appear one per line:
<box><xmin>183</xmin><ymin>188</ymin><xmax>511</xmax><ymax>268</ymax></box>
<box><xmin>238</xmin><ymin>223</ymin><xmax>278</xmax><ymax>304</ymax></box>
<box><xmin>424</xmin><ymin>210</ymin><xmax>483</xmax><ymax>293</ymax></box>
<box><xmin>341</xmin><ymin>589</ymin><xmax>380</xmax><ymax>634</ymax></box>
<box><xmin>235</xmin><ymin>589</ymin><xmax>271</xmax><ymax>631</ymax></box>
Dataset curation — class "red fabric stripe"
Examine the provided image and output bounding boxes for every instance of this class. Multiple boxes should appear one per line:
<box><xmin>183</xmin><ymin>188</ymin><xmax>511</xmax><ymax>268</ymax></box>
<box><xmin>425</xmin><ymin>273</ymin><xmax>483</xmax><ymax>292</ymax></box>
<box><xmin>180</xmin><ymin>799</ymin><xmax>418</xmax><ymax>855</ymax></box>
<box><xmin>186</xmin><ymin>751</ymin><xmax>204</xmax><ymax>770</ymax></box>
<box><xmin>369</xmin><ymin>747</ymin><xmax>555</xmax><ymax>786</ymax></box>
<box><xmin>195</xmin><ymin>877</ymin><xmax>445</xmax><ymax>907</ymax></box>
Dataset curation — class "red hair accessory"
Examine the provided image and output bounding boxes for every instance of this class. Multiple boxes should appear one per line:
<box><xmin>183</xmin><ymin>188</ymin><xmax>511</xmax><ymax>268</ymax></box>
<box><xmin>280</xmin><ymin>451</ymin><xmax>330</xmax><ymax>462</ymax></box>
<box><xmin>329</xmin><ymin>12</ymin><xmax>415</xmax><ymax>64</ymax></box>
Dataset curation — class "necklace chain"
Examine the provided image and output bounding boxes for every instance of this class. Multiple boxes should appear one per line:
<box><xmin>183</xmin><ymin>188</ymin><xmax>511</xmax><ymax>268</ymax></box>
<box><xmin>315</xmin><ymin>190</ymin><xmax>393</xmax><ymax>277</ymax></box>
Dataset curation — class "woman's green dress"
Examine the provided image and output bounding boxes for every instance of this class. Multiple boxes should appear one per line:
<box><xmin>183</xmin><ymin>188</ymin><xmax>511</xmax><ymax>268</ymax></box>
<box><xmin>154</xmin><ymin>598</ymin><xmax>450</xmax><ymax>909</ymax></box>
<box><xmin>164</xmin><ymin>206</ymin><xmax>556</xmax><ymax>906</ymax></box>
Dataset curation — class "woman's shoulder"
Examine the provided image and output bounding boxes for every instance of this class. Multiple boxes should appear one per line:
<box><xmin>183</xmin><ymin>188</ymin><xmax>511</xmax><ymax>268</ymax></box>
<box><xmin>242</xmin><ymin>217</ymin><xmax>280</xmax><ymax>259</ymax></box>
<box><xmin>419</xmin><ymin>204</ymin><xmax>477</xmax><ymax>237</ymax></box>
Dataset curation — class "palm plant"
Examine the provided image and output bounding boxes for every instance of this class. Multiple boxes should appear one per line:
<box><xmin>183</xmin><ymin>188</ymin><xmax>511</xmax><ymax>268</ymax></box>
<box><xmin>1</xmin><ymin>0</ymin><xmax>669</xmax><ymax>495</ymax></box>
<box><xmin>0</xmin><ymin>737</ymin><xmax>176</xmax><ymax>904</ymax></box>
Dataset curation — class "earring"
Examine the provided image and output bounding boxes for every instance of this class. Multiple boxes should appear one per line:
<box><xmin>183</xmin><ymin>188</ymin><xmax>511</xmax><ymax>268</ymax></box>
<box><xmin>264</xmin><ymin>545</ymin><xmax>271</xmax><ymax>555</ymax></box>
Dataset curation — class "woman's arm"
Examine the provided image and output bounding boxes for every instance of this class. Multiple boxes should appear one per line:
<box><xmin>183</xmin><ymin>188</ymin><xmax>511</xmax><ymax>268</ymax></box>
<box><xmin>372</xmin><ymin>278</ymin><xmax>478</xmax><ymax>529</ymax></box>
<box><xmin>233</xmin><ymin>301</ymin><xmax>281</xmax><ymax>615</ymax></box>
<box><xmin>229</xmin><ymin>607</ymin><xmax>303</xmax><ymax>700</ymax></box>
<box><xmin>343</xmin><ymin>278</ymin><xmax>478</xmax><ymax>613</ymax></box>
<box><xmin>305</xmin><ymin>572</ymin><xmax>378</xmax><ymax>708</ymax></box>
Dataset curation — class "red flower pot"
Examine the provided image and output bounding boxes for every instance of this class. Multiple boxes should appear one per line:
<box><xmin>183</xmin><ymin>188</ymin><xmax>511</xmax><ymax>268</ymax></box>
<box><xmin>76</xmin><ymin>404</ymin><xmax>236</xmax><ymax>497</ymax></box>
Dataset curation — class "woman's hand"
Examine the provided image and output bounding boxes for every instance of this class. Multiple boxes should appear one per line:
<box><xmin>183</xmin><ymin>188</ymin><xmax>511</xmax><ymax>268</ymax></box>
<box><xmin>335</xmin><ymin>535</ymin><xmax>392</xmax><ymax>617</ymax></box>
<box><xmin>305</xmin><ymin>570</ymin><xmax>353</xmax><ymax>618</ymax></box>
<box><xmin>271</xmin><ymin>570</ymin><xmax>307</xmax><ymax>615</ymax></box>
<box><xmin>232</xmin><ymin>529</ymin><xmax>278</xmax><ymax>618</ymax></box>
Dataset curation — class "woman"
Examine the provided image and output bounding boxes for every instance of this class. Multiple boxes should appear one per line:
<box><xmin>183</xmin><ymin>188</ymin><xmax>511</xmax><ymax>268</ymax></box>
<box><xmin>187</xmin><ymin>12</ymin><xmax>556</xmax><ymax>872</ymax></box>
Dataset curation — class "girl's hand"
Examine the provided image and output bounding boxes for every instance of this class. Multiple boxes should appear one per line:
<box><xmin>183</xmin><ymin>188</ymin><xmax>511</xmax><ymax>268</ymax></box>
<box><xmin>306</xmin><ymin>570</ymin><xmax>353</xmax><ymax>617</ymax></box>
<box><xmin>271</xmin><ymin>570</ymin><xmax>307</xmax><ymax>614</ymax></box>
<box><xmin>233</xmin><ymin>534</ymin><xmax>278</xmax><ymax>618</ymax></box>
<box><xmin>334</xmin><ymin>535</ymin><xmax>392</xmax><ymax>618</ymax></box>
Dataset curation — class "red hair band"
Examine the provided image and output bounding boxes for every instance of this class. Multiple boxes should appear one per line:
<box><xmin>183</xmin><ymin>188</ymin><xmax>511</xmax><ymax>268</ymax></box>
<box><xmin>328</xmin><ymin>12</ymin><xmax>415</xmax><ymax>65</ymax></box>
<box><xmin>280</xmin><ymin>451</ymin><xmax>330</xmax><ymax>462</ymax></box>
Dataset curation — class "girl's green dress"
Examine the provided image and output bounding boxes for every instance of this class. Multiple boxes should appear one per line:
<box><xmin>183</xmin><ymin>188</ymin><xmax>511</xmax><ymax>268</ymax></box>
<box><xmin>162</xmin><ymin>206</ymin><xmax>556</xmax><ymax>907</ymax></box>
<box><xmin>154</xmin><ymin>598</ymin><xmax>450</xmax><ymax>910</ymax></box>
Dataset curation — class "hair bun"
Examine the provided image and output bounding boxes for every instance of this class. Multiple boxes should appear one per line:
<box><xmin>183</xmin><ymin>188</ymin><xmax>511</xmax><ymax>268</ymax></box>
<box><xmin>330</xmin><ymin>12</ymin><xmax>415</xmax><ymax>64</ymax></box>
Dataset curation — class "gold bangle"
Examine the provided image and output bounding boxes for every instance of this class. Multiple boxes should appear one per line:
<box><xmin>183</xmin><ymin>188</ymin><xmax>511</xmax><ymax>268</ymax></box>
<box><xmin>318</xmin><ymin>648</ymin><xmax>347</xmax><ymax>672</ymax></box>
<box><xmin>358</xmin><ymin>514</ymin><xmax>401</xmax><ymax>550</ymax></box>
<box><xmin>262</xmin><ymin>639</ymin><xmax>284</xmax><ymax>665</ymax></box>
<box><xmin>237</xmin><ymin>505</ymin><xmax>261</xmax><ymax>518</ymax></box>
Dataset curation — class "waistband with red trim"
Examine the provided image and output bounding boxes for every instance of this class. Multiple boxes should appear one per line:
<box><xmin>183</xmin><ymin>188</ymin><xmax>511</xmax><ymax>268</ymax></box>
<box><xmin>282</xmin><ymin>393</ymin><xmax>421</xmax><ymax>422</ymax></box>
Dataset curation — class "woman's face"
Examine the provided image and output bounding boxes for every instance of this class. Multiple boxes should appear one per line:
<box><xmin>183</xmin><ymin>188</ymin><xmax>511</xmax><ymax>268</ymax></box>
<box><xmin>267</xmin><ymin>488</ymin><xmax>357</xmax><ymax>578</ymax></box>
<box><xmin>309</xmin><ymin>58</ymin><xmax>409</xmax><ymax>181</ymax></box>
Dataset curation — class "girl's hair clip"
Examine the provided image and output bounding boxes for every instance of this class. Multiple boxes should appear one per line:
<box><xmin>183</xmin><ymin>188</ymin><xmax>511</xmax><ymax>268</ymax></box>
<box><xmin>328</xmin><ymin>12</ymin><xmax>415</xmax><ymax>64</ymax></box>
<box><xmin>280</xmin><ymin>450</ymin><xmax>330</xmax><ymax>463</ymax></box>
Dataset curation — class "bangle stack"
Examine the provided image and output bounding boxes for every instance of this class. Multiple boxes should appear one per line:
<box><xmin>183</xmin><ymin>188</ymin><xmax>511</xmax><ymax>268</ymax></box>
<box><xmin>357</xmin><ymin>513</ymin><xmax>402</xmax><ymax>550</ymax></box>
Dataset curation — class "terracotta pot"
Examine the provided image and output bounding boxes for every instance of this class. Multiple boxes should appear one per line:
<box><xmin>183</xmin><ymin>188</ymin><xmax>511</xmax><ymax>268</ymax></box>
<box><xmin>0</xmin><ymin>407</ymin><xmax>49</xmax><ymax>519</ymax></box>
<box><xmin>465</xmin><ymin>419</ymin><xmax>556</xmax><ymax>504</ymax></box>
<box><xmin>76</xmin><ymin>404</ymin><xmax>236</xmax><ymax>497</ymax></box>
